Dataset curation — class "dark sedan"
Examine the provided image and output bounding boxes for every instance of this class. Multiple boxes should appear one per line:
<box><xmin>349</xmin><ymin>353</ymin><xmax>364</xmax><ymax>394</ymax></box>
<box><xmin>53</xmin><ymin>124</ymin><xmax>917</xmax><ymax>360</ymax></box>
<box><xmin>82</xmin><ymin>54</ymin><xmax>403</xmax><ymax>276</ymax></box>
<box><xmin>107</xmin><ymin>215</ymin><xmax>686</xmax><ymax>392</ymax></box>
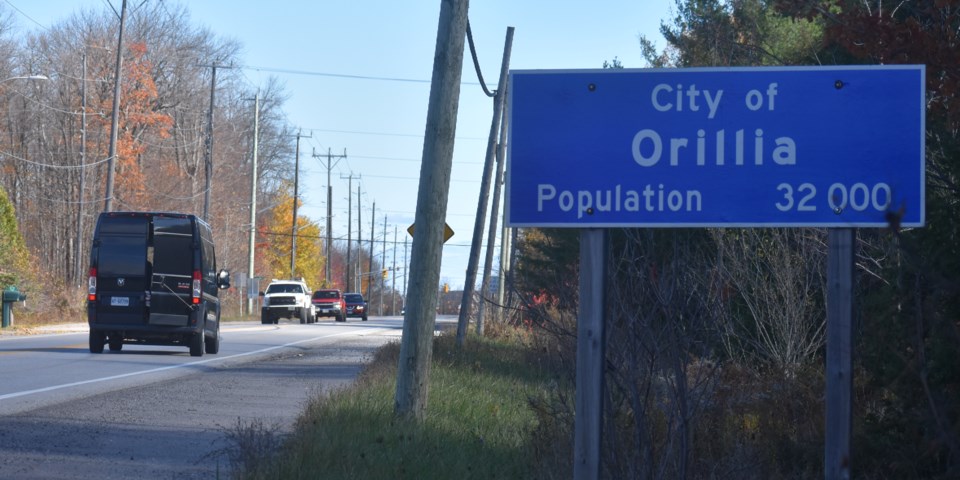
<box><xmin>344</xmin><ymin>292</ymin><xmax>368</xmax><ymax>321</ymax></box>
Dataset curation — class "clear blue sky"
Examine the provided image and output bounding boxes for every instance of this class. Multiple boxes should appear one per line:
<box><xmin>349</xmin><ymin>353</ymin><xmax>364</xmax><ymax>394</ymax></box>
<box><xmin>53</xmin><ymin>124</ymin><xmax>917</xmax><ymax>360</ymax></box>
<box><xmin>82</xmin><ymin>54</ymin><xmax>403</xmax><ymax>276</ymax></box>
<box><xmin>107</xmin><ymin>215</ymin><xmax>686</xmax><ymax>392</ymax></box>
<box><xmin>14</xmin><ymin>0</ymin><xmax>672</xmax><ymax>289</ymax></box>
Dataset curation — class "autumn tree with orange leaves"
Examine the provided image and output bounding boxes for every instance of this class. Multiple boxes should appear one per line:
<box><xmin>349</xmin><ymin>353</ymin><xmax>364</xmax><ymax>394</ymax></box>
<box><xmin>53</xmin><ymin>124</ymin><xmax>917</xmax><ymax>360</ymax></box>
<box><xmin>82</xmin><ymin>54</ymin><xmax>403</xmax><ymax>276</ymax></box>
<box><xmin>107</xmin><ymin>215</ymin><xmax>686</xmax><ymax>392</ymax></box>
<box><xmin>258</xmin><ymin>183</ymin><xmax>325</xmax><ymax>290</ymax></box>
<box><xmin>90</xmin><ymin>41</ymin><xmax>173</xmax><ymax>210</ymax></box>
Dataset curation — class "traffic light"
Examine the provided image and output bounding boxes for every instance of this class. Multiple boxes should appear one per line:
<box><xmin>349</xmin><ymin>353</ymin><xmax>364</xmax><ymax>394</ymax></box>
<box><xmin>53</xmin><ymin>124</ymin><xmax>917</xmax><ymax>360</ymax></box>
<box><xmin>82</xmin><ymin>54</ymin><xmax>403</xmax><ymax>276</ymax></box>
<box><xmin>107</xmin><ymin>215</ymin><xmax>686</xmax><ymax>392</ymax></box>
<box><xmin>443</xmin><ymin>283</ymin><xmax>449</xmax><ymax>293</ymax></box>
<box><xmin>382</xmin><ymin>269</ymin><xmax>388</xmax><ymax>280</ymax></box>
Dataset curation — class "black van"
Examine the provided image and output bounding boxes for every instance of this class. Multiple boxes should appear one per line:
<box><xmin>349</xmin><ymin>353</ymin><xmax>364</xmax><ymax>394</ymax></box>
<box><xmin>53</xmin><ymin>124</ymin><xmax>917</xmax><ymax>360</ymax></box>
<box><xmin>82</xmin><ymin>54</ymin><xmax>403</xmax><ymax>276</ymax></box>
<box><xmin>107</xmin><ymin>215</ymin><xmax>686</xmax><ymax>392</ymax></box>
<box><xmin>87</xmin><ymin>212</ymin><xmax>230</xmax><ymax>356</ymax></box>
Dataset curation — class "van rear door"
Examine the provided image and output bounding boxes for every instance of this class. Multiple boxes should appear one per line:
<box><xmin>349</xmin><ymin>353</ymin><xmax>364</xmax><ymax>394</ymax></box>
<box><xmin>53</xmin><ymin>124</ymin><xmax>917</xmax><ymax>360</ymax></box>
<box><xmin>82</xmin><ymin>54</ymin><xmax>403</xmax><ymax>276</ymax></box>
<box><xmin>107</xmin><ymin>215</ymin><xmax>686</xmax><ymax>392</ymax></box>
<box><xmin>95</xmin><ymin>215</ymin><xmax>149</xmax><ymax>324</ymax></box>
<box><xmin>149</xmin><ymin>217</ymin><xmax>196</xmax><ymax>326</ymax></box>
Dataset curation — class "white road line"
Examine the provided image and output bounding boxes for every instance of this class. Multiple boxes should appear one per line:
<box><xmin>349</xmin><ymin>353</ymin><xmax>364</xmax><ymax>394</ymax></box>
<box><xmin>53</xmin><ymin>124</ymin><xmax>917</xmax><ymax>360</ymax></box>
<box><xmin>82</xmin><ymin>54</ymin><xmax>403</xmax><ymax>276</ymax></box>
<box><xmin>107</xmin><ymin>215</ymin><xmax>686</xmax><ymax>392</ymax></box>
<box><xmin>0</xmin><ymin>328</ymin><xmax>390</xmax><ymax>401</ymax></box>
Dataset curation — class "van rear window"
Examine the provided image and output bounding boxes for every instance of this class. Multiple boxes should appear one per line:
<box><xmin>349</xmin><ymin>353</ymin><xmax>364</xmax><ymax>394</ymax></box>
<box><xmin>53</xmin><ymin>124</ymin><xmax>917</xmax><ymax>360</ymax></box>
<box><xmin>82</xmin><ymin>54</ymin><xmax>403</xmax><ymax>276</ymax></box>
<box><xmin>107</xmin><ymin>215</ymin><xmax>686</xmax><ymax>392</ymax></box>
<box><xmin>153</xmin><ymin>217</ymin><xmax>193</xmax><ymax>235</ymax></box>
<box><xmin>153</xmin><ymin>218</ymin><xmax>194</xmax><ymax>276</ymax></box>
<box><xmin>98</xmin><ymin>215</ymin><xmax>149</xmax><ymax>235</ymax></box>
<box><xmin>99</xmin><ymin>236</ymin><xmax>147</xmax><ymax>276</ymax></box>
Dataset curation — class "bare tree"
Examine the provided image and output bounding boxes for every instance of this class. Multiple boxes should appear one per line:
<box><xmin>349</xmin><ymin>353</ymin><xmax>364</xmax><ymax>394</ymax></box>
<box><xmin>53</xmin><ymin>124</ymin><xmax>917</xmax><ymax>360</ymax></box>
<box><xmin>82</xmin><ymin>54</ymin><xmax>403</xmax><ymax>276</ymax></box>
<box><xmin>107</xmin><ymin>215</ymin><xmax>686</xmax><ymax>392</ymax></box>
<box><xmin>602</xmin><ymin>229</ymin><xmax>724</xmax><ymax>479</ymax></box>
<box><xmin>713</xmin><ymin>228</ymin><xmax>827</xmax><ymax>374</ymax></box>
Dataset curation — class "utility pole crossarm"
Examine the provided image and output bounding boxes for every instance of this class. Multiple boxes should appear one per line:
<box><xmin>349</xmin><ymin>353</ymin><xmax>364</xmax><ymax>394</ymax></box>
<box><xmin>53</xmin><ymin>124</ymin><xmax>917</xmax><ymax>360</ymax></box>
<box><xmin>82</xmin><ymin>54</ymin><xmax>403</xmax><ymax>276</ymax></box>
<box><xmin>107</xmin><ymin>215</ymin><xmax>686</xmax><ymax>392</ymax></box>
<box><xmin>313</xmin><ymin>148</ymin><xmax>347</xmax><ymax>286</ymax></box>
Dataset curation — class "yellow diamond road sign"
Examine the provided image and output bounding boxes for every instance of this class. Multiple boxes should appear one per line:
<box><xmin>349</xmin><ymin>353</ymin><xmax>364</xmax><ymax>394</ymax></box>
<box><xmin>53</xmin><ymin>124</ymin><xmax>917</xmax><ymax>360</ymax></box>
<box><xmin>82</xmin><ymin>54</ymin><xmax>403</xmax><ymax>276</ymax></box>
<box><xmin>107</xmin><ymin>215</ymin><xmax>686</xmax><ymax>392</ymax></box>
<box><xmin>407</xmin><ymin>223</ymin><xmax>454</xmax><ymax>244</ymax></box>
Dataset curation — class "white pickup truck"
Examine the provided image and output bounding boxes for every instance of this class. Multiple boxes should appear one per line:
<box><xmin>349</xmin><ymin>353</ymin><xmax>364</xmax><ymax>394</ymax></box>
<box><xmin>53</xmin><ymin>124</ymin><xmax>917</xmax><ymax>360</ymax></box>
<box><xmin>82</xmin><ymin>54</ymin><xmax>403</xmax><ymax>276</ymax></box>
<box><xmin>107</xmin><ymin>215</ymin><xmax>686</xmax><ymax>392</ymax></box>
<box><xmin>260</xmin><ymin>279</ymin><xmax>315</xmax><ymax>324</ymax></box>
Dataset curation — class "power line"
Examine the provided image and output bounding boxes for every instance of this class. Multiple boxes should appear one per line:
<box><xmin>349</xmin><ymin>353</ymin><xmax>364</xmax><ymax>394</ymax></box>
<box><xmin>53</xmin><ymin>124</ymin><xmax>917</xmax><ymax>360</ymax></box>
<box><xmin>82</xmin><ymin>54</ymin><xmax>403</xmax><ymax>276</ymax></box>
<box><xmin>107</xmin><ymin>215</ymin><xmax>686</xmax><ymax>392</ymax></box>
<box><xmin>3</xmin><ymin>0</ymin><xmax>49</xmax><ymax>30</ymax></box>
<box><xmin>350</xmin><ymin>154</ymin><xmax>483</xmax><ymax>165</ymax></box>
<box><xmin>351</xmin><ymin>154</ymin><xmax>421</xmax><ymax>162</ymax></box>
<box><xmin>1</xmin><ymin>152</ymin><xmax>111</xmax><ymax>169</ymax></box>
<box><xmin>253</xmin><ymin>228</ymin><xmax>503</xmax><ymax>252</ymax></box>
<box><xmin>308</xmin><ymin>128</ymin><xmax>425</xmax><ymax>138</ymax></box>
<box><xmin>360</xmin><ymin>173</ymin><xmax>484</xmax><ymax>184</ymax></box>
<box><xmin>242</xmin><ymin>65</ymin><xmax>480</xmax><ymax>86</ymax></box>
<box><xmin>304</xmin><ymin>127</ymin><xmax>484</xmax><ymax>141</ymax></box>
<box><xmin>14</xmin><ymin>192</ymin><xmax>104</xmax><ymax>205</ymax></box>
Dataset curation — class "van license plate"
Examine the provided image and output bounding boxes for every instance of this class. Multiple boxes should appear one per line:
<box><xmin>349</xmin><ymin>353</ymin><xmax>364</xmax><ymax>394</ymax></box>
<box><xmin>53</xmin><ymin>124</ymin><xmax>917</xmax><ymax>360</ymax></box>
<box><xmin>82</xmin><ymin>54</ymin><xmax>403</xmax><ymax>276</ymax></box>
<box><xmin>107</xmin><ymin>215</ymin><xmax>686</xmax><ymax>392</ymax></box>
<box><xmin>111</xmin><ymin>296</ymin><xmax>130</xmax><ymax>307</ymax></box>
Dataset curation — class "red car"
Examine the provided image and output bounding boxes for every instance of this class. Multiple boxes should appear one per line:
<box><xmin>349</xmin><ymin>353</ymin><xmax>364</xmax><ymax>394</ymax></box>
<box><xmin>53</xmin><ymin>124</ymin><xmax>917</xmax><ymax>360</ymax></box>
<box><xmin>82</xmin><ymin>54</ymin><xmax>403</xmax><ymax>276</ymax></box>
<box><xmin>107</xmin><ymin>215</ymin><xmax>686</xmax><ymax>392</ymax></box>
<box><xmin>311</xmin><ymin>289</ymin><xmax>345</xmax><ymax>322</ymax></box>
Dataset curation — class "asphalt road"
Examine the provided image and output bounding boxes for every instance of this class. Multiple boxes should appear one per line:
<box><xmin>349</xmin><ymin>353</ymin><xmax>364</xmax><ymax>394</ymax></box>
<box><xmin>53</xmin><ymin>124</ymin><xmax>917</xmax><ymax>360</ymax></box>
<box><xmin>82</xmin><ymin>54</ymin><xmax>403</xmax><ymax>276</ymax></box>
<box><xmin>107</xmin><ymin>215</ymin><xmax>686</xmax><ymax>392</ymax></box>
<box><xmin>0</xmin><ymin>317</ymin><xmax>446</xmax><ymax>479</ymax></box>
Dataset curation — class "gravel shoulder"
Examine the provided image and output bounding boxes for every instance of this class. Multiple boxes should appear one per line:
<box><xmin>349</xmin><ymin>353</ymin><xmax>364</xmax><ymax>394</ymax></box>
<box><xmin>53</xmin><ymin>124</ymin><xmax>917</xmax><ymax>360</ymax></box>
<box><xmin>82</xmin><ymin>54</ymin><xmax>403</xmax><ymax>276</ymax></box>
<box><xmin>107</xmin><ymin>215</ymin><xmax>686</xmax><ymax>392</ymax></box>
<box><xmin>0</xmin><ymin>334</ymin><xmax>395</xmax><ymax>479</ymax></box>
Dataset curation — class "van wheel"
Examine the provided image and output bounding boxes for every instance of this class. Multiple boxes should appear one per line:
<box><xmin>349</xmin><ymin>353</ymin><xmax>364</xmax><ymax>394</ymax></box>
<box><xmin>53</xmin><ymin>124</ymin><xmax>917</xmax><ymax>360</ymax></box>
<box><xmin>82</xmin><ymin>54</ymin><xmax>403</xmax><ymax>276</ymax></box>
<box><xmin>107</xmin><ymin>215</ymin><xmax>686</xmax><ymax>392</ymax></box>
<box><xmin>261</xmin><ymin>311</ymin><xmax>270</xmax><ymax>324</ymax></box>
<box><xmin>299</xmin><ymin>307</ymin><xmax>307</xmax><ymax>324</ymax></box>
<box><xmin>108</xmin><ymin>335</ymin><xmax>123</xmax><ymax>352</ymax></box>
<box><xmin>336</xmin><ymin>313</ymin><xmax>345</xmax><ymax>322</ymax></box>
<box><xmin>189</xmin><ymin>332</ymin><xmax>204</xmax><ymax>357</ymax></box>
<box><xmin>205</xmin><ymin>323</ymin><xmax>220</xmax><ymax>354</ymax></box>
<box><xmin>89</xmin><ymin>331</ymin><xmax>106</xmax><ymax>353</ymax></box>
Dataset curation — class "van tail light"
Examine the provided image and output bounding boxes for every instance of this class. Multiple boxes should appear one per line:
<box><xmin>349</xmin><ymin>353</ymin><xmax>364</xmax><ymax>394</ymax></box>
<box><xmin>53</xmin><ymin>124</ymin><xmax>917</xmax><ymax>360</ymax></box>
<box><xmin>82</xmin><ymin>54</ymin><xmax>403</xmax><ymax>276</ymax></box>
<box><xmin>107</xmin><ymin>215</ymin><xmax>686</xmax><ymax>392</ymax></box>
<box><xmin>88</xmin><ymin>267</ymin><xmax>97</xmax><ymax>301</ymax></box>
<box><xmin>192</xmin><ymin>270</ymin><xmax>201</xmax><ymax>305</ymax></box>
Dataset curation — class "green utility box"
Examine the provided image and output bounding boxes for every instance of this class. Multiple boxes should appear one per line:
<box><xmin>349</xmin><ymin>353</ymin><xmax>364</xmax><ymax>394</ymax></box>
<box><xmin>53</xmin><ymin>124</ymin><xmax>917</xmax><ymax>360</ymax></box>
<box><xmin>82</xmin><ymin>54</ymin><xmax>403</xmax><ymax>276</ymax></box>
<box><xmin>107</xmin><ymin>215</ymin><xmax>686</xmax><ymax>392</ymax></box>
<box><xmin>2</xmin><ymin>285</ymin><xmax>26</xmax><ymax>328</ymax></box>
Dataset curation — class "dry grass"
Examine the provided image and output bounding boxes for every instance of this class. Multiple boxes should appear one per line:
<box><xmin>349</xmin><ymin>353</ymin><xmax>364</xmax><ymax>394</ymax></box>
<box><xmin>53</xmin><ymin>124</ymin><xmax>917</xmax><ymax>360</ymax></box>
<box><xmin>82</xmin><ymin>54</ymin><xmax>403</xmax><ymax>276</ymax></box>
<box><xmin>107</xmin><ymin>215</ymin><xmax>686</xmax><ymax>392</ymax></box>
<box><xmin>233</xmin><ymin>330</ymin><xmax>555</xmax><ymax>479</ymax></box>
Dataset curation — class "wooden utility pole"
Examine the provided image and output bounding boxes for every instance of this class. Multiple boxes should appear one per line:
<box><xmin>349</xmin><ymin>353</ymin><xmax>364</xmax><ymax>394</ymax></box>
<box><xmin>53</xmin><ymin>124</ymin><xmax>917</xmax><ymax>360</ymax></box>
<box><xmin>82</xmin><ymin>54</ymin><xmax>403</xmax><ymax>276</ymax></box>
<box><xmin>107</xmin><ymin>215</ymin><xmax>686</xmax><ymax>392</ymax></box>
<box><xmin>200</xmin><ymin>63</ymin><xmax>234</xmax><ymax>221</ymax></box>
<box><xmin>476</xmin><ymin>90</ymin><xmax>509</xmax><ymax>335</ymax></box>
<box><xmin>392</xmin><ymin>226</ymin><xmax>398</xmax><ymax>313</ymax></box>
<box><xmin>456</xmin><ymin>26</ymin><xmax>514</xmax><ymax>346</ymax></box>
<box><xmin>74</xmin><ymin>51</ymin><xmax>87</xmax><ymax>287</ymax></box>
<box><xmin>497</xmin><ymin>202</ymin><xmax>511</xmax><ymax>323</ymax></box>
<box><xmin>246</xmin><ymin>91</ymin><xmax>260</xmax><ymax>316</ymax></box>
<box><xmin>290</xmin><ymin>129</ymin><xmax>311</xmax><ymax>278</ymax></box>
<box><xmin>357</xmin><ymin>184</ymin><xmax>363</xmax><ymax>292</ymax></box>
<box><xmin>394</xmin><ymin>0</ymin><xmax>470</xmax><ymax>420</ymax></box>
<box><xmin>103</xmin><ymin>0</ymin><xmax>126</xmax><ymax>212</ymax></box>
<box><xmin>202</xmin><ymin>65</ymin><xmax>216</xmax><ymax>221</ymax></box>
<box><xmin>341</xmin><ymin>173</ymin><xmax>359</xmax><ymax>289</ymax></box>
<box><xmin>381</xmin><ymin>215</ymin><xmax>387</xmax><ymax>316</ymax></box>
<box><xmin>368</xmin><ymin>201</ymin><xmax>375</xmax><ymax>300</ymax></box>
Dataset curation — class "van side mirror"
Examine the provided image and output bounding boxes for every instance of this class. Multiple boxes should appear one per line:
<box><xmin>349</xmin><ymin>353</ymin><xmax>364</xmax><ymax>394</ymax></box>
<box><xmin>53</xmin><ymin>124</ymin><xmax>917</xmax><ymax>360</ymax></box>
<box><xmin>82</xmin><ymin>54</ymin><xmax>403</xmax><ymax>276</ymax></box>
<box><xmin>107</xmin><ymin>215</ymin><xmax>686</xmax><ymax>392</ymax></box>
<box><xmin>216</xmin><ymin>269</ymin><xmax>231</xmax><ymax>289</ymax></box>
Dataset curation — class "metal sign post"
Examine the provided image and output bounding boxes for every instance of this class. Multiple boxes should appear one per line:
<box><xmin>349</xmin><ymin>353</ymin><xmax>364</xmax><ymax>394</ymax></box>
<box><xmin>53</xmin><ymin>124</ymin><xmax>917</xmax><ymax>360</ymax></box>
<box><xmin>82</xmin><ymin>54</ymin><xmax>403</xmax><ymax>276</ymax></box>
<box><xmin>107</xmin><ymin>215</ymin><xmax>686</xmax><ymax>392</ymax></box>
<box><xmin>574</xmin><ymin>229</ymin><xmax>607</xmax><ymax>479</ymax></box>
<box><xmin>826</xmin><ymin>228</ymin><xmax>854</xmax><ymax>478</ymax></box>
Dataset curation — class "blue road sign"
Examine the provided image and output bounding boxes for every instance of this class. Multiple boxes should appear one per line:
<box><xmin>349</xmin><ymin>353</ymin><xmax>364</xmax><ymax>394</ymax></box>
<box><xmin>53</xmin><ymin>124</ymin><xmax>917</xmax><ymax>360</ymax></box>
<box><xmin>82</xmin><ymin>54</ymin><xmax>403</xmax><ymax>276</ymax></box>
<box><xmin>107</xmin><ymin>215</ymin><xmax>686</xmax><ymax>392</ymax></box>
<box><xmin>506</xmin><ymin>66</ymin><xmax>925</xmax><ymax>228</ymax></box>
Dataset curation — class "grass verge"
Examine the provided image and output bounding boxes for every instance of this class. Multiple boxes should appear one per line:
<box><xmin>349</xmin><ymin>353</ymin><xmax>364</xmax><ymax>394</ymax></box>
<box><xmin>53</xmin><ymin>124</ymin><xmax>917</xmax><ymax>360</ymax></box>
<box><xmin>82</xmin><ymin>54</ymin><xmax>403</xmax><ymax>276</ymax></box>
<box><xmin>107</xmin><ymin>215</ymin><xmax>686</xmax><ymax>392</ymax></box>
<box><xmin>236</xmin><ymin>328</ymin><xmax>554</xmax><ymax>479</ymax></box>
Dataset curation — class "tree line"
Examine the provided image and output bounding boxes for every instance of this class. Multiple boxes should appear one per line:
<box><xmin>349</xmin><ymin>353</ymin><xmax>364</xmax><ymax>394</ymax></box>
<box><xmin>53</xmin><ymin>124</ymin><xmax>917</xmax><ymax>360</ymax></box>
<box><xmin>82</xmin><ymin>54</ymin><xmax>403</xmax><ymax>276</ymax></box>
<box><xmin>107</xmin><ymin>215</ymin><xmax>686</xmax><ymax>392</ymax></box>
<box><xmin>0</xmin><ymin>3</ymin><xmax>394</xmax><ymax>316</ymax></box>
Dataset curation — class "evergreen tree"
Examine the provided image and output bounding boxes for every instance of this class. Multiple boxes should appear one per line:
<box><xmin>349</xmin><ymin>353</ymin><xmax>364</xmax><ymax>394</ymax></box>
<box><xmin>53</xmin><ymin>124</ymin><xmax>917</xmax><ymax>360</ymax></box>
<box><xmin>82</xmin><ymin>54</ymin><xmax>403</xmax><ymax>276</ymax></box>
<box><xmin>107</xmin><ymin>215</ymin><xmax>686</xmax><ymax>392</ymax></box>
<box><xmin>0</xmin><ymin>185</ymin><xmax>29</xmax><ymax>287</ymax></box>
